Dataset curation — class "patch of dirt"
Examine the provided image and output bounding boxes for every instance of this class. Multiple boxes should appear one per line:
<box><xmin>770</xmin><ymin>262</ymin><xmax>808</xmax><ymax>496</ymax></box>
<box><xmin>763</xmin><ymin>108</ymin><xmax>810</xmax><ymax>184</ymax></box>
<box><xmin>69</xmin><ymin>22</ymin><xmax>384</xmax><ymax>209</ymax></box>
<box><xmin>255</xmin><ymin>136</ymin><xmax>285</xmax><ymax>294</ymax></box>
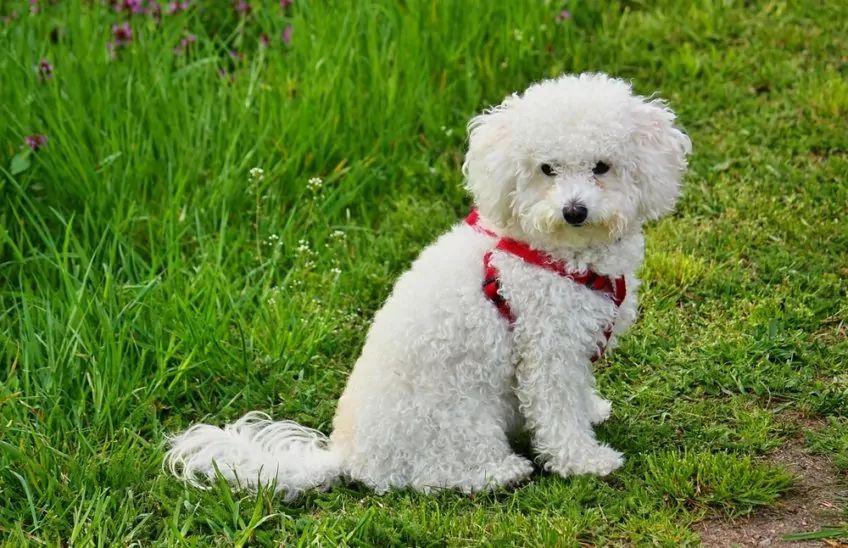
<box><xmin>696</xmin><ymin>421</ymin><xmax>846</xmax><ymax>547</ymax></box>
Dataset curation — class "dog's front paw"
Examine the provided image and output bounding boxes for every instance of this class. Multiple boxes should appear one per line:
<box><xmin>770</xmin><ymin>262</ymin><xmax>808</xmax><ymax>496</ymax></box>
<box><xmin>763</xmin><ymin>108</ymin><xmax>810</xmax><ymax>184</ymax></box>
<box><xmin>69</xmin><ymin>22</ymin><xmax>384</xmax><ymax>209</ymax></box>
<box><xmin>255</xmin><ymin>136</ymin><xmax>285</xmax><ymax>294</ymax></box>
<box><xmin>548</xmin><ymin>444</ymin><xmax>624</xmax><ymax>477</ymax></box>
<box><xmin>588</xmin><ymin>395</ymin><xmax>612</xmax><ymax>425</ymax></box>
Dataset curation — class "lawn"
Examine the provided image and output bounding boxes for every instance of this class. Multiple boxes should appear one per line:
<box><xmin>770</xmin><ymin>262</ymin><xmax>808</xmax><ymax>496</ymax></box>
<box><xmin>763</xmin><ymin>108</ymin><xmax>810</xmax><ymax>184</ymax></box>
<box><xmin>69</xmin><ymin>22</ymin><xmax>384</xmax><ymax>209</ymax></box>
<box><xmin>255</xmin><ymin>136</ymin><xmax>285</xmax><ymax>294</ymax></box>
<box><xmin>1</xmin><ymin>0</ymin><xmax>846</xmax><ymax>545</ymax></box>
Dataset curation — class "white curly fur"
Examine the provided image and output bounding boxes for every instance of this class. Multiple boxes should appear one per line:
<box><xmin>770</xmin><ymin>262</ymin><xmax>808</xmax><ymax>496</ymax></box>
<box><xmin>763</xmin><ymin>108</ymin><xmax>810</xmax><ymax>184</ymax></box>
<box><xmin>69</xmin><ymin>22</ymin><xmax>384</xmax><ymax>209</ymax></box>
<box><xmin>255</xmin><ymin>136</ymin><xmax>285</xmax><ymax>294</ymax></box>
<box><xmin>165</xmin><ymin>72</ymin><xmax>691</xmax><ymax>496</ymax></box>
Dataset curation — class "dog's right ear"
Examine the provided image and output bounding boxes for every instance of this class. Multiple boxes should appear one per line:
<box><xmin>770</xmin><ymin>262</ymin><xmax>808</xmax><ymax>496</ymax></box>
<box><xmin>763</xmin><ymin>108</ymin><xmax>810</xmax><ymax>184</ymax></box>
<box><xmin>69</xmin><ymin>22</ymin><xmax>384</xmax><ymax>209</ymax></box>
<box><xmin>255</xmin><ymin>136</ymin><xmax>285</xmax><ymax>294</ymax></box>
<box><xmin>462</xmin><ymin>98</ymin><xmax>517</xmax><ymax>227</ymax></box>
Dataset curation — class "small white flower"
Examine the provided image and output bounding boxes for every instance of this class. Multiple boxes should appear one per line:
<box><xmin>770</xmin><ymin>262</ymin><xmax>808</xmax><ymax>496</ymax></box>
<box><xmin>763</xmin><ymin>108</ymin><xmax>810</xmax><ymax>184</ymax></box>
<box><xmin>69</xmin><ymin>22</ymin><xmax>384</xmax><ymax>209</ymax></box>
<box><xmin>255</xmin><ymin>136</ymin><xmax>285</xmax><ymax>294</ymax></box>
<box><xmin>331</xmin><ymin>229</ymin><xmax>346</xmax><ymax>240</ymax></box>
<box><xmin>330</xmin><ymin>267</ymin><xmax>342</xmax><ymax>275</ymax></box>
<box><xmin>307</xmin><ymin>176</ymin><xmax>324</xmax><ymax>192</ymax></box>
<box><xmin>266</xmin><ymin>285</ymin><xmax>284</xmax><ymax>305</ymax></box>
<box><xmin>513</xmin><ymin>29</ymin><xmax>523</xmax><ymax>41</ymax></box>
<box><xmin>265</xmin><ymin>233</ymin><xmax>281</xmax><ymax>247</ymax></box>
<box><xmin>249</xmin><ymin>167</ymin><xmax>265</xmax><ymax>182</ymax></box>
<box><xmin>296</xmin><ymin>239</ymin><xmax>310</xmax><ymax>254</ymax></box>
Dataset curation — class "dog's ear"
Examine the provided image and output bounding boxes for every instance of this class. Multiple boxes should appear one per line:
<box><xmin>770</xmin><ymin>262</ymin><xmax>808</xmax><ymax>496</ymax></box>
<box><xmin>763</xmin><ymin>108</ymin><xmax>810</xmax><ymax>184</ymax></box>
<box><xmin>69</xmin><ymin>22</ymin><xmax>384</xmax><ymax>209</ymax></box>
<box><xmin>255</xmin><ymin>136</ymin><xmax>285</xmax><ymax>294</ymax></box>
<box><xmin>630</xmin><ymin>98</ymin><xmax>692</xmax><ymax>221</ymax></box>
<box><xmin>462</xmin><ymin>98</ymin><xmax>518</xmax><ymax>227</ymax></box>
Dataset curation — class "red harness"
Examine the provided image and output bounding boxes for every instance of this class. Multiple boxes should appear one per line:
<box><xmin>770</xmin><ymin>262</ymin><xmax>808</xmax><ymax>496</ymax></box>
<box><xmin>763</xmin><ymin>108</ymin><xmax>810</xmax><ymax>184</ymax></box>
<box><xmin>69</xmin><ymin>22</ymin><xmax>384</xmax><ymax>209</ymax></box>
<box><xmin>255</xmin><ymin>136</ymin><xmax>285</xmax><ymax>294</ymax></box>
<box><xmin>465</xmin><ymin>209</ymin><xmax>626</xmax><ymax>361</ymax></box>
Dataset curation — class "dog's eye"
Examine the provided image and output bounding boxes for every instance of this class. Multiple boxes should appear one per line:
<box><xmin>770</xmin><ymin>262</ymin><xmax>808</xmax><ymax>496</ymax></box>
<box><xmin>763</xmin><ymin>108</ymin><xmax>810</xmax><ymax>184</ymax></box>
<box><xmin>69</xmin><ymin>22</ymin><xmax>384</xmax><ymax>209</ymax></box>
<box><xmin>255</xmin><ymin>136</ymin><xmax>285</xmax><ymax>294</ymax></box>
<box><xmin>592</xmin><ymin>161</ymin><xmax>610</xmax><ymax>175</ymax></box>
<box><xmin>540</xmin><ymin>163</ymin><xmax>556</xmax><ymax>177</ymax></box>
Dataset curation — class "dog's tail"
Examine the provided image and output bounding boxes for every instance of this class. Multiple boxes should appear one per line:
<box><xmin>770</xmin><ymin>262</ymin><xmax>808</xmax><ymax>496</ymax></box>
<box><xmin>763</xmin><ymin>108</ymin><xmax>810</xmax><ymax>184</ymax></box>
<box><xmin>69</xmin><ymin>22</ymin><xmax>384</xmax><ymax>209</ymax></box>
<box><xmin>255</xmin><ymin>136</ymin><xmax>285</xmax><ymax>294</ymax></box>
<box><xmin>164</xmin><ymin>412</ymin><xmax>342</xmax><ymax>499</ymax></box>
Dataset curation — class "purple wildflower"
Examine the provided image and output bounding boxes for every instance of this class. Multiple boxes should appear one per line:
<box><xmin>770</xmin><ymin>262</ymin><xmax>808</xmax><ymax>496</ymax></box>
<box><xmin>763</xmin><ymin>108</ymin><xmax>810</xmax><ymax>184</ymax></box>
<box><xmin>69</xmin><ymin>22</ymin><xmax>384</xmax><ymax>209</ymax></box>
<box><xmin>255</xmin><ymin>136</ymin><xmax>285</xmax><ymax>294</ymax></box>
<box><xmin>173</xmin><ymin>33</ymin><xmax>196</xmax><ymax>55</ymax></box>
<box><xmin>108</xmin><ymin>22</ymin><xmax>132</xmax><ymax>58</ymax></box>
<box><xmin>282</xmin><ymin>24</ymin><xmax>293</xmax><ymax>46</ymax></box>
<box><xmin>233</xmin><ymin>0</ymin><xmax>251</xmax><ymax>14</ymax></box>
<box><xmin>114</xmin><ymin>0</ymin><xmax>145</xmax><ymax>14</ymax></box>
<box><xmin>279</xmin><ymin>0</ymin><xmax>293</xmax><ymax>8</ymax></box>
<box><xmin>112</xmin><ymin>22</ymin><xmax>132</xmax><ymax>46</ymax></box>
<box><xmin>37</xmin><ymin>58</ymin><xmax>53</xmax><ymax>79</ymax></box>
<box><xmin>557</xmin><ymin>9</ymin><xmax>571</xmax><ymax>21</ymax></box>
<box><xmin>25</xmin><ymin>134</ymin><xmax>48</xmax><ymax>151</ymax></box>
<box><xmin>165</xmin><ymin>1</ymin><xmax>190</xmax><ymax>14</ymax></box>
<box><xmin>29</xmin><ymin>0</ymin><xmax>39</xmax><ymax>15</ymax></box>
<box><xmin>259</xmin><ymin>33</ymin><xmax>270</xmax><ymax>47</ymax></box>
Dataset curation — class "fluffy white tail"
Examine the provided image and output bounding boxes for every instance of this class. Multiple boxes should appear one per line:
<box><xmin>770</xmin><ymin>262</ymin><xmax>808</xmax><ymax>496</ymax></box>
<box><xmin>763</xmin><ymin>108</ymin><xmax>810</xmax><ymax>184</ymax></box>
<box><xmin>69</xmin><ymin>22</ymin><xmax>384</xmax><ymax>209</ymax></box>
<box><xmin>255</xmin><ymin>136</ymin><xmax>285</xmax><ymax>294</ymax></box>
<box><xmin>164</xmin><ymin>412</ymin><xmax>342</xmax><ymax>499</ymax></box>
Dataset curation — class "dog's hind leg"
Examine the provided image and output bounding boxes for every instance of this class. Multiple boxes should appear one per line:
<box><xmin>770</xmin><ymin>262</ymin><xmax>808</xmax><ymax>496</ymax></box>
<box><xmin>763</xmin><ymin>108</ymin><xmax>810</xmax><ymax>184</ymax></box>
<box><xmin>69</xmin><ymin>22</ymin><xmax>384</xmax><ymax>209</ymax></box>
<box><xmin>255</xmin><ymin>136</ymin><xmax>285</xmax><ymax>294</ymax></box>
<box><xmin>339</xmin><ymin>388</ymin><xmax>532</xmax><ymax>494</ymax></box>
<box><xmin>407</xmin><ymin>400</ymin><xmax>533</xmax><ymax>493</ymax></box>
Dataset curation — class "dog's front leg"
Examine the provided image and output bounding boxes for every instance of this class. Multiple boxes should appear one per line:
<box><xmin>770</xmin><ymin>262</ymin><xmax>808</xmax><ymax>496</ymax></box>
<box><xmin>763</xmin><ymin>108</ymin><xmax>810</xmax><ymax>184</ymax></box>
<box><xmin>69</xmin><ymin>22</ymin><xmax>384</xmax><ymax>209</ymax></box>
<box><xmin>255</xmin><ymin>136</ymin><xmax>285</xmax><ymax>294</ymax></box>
<box><xmin>514</xmin><ymin>347</ymin><xmax>623</xmax><ymax>477</ymax></box>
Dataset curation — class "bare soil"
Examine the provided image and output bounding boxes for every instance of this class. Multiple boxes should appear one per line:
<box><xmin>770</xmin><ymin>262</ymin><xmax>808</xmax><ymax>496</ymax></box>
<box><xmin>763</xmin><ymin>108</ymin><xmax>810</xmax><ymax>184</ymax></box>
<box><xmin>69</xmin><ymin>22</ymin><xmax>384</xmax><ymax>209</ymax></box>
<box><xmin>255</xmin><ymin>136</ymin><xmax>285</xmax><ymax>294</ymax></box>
<box><xmin>696</xmin><ymin>422</ymin><xmax>846</xmax><ymax>547</ymax></box>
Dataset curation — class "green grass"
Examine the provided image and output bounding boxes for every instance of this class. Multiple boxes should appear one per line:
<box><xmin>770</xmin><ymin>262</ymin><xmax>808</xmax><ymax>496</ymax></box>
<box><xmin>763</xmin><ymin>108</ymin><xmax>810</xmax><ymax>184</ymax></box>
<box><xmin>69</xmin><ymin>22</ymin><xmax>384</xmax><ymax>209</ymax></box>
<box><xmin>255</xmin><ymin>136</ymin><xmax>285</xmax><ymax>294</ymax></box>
<box><xmin>1</xmin><ymin>0</ymin><xmax>846</xmax><ymax>544</ymax></box>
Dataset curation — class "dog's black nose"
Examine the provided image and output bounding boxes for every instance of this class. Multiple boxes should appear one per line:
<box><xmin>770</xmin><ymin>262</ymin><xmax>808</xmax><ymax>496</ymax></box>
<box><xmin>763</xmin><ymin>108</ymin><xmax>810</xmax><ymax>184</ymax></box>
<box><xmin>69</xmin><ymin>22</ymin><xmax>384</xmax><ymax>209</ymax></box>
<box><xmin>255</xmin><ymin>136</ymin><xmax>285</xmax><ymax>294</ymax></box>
<box><xmin>562</xmin><ymin>203</ymin><xmax>588</xmax><ymax>226</ymax></box>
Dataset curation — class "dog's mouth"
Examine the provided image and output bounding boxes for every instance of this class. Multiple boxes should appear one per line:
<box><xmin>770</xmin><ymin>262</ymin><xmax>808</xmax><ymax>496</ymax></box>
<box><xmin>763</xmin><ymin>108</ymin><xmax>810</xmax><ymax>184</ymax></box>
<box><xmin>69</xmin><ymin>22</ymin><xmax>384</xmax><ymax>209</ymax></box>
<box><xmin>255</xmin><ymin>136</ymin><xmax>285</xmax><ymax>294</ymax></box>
<box><xmin>556</xmin><ymin>214</ymin><xmax>628</xmax><ymax>245</ymax></box>
<box><xmin>515</xmin><ymin>203</ymin><xmax>626</xmax><ymax>247</ymax></box>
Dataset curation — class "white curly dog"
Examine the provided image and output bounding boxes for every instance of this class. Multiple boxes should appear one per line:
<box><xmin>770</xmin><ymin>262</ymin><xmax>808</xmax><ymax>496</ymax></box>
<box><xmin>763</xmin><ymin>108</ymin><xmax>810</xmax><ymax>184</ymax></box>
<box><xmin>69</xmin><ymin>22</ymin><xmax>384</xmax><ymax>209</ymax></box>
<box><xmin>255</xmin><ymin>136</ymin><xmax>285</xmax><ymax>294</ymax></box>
<box><xmin>165</xmin><ymin>73</ymin><xmax>691</xmax><ymax>497</ymax></box>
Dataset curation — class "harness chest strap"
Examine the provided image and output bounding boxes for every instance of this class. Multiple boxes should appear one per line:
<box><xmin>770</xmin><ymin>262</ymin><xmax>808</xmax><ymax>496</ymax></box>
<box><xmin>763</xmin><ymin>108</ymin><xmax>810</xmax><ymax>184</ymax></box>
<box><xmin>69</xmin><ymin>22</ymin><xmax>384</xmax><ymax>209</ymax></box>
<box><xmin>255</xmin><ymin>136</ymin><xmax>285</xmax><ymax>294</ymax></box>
<box><xmin>465</xmin><ymin>209</ymin><xmax>627</xmax><ymax>362</ymax></box>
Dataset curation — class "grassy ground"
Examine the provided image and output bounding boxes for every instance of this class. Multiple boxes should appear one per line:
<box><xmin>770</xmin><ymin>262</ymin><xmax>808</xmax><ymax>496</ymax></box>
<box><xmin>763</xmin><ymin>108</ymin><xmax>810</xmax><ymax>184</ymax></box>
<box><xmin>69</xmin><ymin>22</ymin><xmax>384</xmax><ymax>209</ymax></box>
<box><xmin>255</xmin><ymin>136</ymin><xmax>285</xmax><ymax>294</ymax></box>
<box><xmin>1</xmin><ymin>0</ymin><xmax>846</xmax><ymax>544</ymax></box>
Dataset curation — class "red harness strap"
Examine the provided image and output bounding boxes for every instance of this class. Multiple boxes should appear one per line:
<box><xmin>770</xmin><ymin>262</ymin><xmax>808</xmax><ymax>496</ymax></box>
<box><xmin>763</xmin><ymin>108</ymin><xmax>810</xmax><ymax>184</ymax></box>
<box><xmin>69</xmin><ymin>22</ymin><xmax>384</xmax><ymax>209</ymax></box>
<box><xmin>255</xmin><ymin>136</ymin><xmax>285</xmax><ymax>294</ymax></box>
<box><xmin>482</xmin><ymin>251</ymin><xmax>516</xmax><ymax>324</ymax></box>
<box><xmin>466</xmin><ymin>209</ymin><xmax>627</xmax><ymax>361</ymax></box>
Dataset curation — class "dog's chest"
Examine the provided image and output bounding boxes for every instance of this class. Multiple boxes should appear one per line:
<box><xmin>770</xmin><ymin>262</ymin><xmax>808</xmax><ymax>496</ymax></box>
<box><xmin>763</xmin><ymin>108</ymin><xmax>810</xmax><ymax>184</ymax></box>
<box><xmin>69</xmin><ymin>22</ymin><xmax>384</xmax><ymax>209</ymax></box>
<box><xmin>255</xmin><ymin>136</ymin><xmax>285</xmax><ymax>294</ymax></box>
<box><xmin>491</xmin><ymin>254</ymin><xmax>620</xmax><ymax>350</ymax></box>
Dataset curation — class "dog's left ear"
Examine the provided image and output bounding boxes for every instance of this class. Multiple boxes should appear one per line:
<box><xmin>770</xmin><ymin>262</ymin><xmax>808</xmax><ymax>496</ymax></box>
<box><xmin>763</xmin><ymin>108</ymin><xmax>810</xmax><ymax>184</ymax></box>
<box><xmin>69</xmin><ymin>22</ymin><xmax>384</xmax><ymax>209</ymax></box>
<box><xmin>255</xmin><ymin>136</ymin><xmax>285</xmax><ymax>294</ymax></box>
<box><xmin>630</xmin><ymin>98</ymin><xmax>692</xmax><ymax>221</ymax></box>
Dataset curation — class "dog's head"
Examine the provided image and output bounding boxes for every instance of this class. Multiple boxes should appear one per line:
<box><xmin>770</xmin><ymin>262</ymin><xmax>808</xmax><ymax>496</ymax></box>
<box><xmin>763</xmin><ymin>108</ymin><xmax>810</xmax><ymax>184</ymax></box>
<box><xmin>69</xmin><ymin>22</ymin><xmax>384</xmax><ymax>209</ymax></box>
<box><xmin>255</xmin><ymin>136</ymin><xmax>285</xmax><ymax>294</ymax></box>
<box><xmin>463</xmin><ymin>73</ymin><xmax>691</xmax><ymax>248</ymax></box>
